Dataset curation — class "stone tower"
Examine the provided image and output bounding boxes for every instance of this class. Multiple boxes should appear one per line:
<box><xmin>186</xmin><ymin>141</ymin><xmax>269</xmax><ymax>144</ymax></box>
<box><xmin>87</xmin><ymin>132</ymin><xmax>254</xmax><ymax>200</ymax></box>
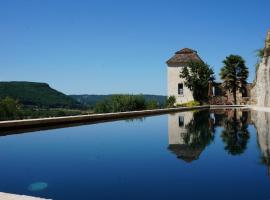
<box><xmin>166</xmin><ymin>48</ymin><xmax>204</xmax><ymax>104</ymax></box>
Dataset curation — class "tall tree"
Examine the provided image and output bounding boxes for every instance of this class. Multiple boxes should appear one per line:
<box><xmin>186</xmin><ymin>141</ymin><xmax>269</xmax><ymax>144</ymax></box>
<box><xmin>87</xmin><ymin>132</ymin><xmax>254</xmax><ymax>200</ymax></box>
<box><xmin>179</xmin><ymin>61</ymin><xmax>214</xmax><ymax>103</ymax></box>
<box><xmin>220</xmin><ymin>55</ymin><xmax>249</xmax><ymax>104</ymax></box>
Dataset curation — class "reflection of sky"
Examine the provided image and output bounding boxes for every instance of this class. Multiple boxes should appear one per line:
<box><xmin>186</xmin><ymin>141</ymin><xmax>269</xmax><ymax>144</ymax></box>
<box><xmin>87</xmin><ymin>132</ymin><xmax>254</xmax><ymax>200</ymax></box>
<box><xmin>0</xmin><ymin>111</ymin><xmax>269</xmax><ymax>200</ymax></box>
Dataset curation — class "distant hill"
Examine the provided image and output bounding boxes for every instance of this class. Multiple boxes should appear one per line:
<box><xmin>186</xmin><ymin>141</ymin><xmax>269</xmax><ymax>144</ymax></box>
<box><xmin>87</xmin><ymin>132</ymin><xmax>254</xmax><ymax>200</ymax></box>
<box><xmin>0</xmin><ymin>81</ymin><xmax>82</xmax><ymax>109</ymax></box>
<box><xmin>70</xmin><ymin>94</ymin><xmax>167</xmax><ymax>107</ymax></box>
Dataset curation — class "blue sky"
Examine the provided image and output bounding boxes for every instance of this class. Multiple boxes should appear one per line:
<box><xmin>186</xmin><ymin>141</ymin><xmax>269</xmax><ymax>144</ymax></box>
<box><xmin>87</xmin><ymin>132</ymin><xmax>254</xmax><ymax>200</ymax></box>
<box><xmin>0</xmin><ymin>0</ymin><xmax>269</xmax><ymax>95</ymax></box>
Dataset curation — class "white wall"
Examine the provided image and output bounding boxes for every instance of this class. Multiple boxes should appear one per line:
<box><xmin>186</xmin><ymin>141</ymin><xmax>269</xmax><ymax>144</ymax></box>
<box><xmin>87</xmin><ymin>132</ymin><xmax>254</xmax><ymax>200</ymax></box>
<box><xmin>167</xmin><ymin>66</ymin><xmax>194</xmax><ymax>104</ymax></box>
<box><xmin>168</xmin><ymin>111</ymin><xmax>194</xmax><ymax>145</ymax></box>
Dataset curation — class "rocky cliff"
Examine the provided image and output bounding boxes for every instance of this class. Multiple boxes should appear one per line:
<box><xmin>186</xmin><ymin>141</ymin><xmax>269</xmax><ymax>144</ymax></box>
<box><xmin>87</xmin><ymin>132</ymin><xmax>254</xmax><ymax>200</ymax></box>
<box><xmin>251</xmin><ymin>30</ymin><xmax>270</xmax><ymax>106</ymax></box>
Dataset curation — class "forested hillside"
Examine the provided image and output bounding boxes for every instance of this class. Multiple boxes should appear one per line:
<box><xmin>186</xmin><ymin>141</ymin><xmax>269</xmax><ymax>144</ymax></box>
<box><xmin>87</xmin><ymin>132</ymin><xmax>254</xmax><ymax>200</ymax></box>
<box><xmin>0</xmin><ymin>81</ymin><xmax>82</xmax><ymax>109</ymax></box>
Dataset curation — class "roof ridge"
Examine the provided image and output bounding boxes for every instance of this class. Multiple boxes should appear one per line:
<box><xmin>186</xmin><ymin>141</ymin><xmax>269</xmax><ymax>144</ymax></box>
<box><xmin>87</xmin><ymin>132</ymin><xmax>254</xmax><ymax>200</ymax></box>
<box><xmin>175</xmin><ymin>48</ymin><xmax>197</xmax><ymax>54</ymax></box>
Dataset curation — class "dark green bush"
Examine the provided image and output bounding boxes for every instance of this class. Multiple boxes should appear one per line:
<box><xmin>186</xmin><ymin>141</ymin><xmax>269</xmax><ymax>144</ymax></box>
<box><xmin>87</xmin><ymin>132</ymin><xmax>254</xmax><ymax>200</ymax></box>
<box><xmin>94</xmin><ymin>95</ymin><xmax>147</xmax><ymax>113</ymax></box>
<box><xmin>147</xmin><ymin>100</ymin><xmax>159</xmax><ymax>110</ymax></box>
<box><xmin>0</xmin><ymin>97</ymin><xmax>22</xmax><ymax>120</ymax></box>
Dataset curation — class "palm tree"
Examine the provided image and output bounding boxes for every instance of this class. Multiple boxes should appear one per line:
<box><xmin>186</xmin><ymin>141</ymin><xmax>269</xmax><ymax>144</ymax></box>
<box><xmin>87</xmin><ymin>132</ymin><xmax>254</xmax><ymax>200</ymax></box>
<box><xmin>220</xmin><ymin>55</ymin><xmax>249</xmax><ymax>104</ymax></box>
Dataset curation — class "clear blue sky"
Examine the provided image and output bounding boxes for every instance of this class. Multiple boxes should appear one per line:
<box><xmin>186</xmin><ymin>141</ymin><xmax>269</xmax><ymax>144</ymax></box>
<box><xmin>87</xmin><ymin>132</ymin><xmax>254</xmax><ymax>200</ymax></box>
<box><xmin>0</xmin><ymin>0</ymin><xmax>269</xmax><ymax>95</ymax></box>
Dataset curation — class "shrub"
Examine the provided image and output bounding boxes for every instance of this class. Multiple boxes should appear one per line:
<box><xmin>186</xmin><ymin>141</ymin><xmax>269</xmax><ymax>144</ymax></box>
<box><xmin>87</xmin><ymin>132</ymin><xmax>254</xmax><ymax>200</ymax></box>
<box><xmin>146</xmin><ymin>100</ymin><xmax>159</xmax><ymax>110</ymax></box>
<box><xmin>94</xmin><ymin>94</ymin><xmax>147</xmax><ymax>113</ymax></box>
<box><xmin>166</xmin><ymin>96</ymin><xmax>176</xmax><ymax>108</ymax></box>
<box><xmin>176</xmin><ymin>100</ymin><xmax>200</xmax><ymax>107</ymax></box>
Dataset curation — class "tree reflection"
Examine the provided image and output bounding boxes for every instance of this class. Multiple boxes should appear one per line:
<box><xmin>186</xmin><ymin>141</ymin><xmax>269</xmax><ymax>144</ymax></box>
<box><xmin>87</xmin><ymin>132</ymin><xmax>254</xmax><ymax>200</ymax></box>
<box><xmin>221</xmin><ymin>110</ymin><xmax>250</xmax><ymax>155</ymax></box>
<box><xmin>182</xmin><ymin>110</ymin><xmax>214</xmax><ymax>149</ymax></box>
<box><xmin>167</xmin><ymin>110</ymin><xmax>214</xmax><ymax>162</ymax></box>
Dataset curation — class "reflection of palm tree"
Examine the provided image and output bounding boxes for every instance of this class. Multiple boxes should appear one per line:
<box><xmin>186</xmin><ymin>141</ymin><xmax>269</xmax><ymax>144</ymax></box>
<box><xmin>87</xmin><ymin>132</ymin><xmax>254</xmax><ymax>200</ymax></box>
<box><xmin>221</xmin><ymin>110</ymin><xmax>250</xmax><ymax>155</ymax></box>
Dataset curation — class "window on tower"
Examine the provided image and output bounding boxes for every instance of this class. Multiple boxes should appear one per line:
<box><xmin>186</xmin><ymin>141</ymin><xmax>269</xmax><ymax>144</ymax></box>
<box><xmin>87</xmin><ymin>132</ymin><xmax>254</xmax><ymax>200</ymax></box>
<box><xmin>179</xmin><ymin>115</ymin><xmax>184</xmax><ymax>127</ymax></box>
<box><xmin>178</xmin><ymin>83</ymin><xmax>183</xmax><ymax>95</ymax></box>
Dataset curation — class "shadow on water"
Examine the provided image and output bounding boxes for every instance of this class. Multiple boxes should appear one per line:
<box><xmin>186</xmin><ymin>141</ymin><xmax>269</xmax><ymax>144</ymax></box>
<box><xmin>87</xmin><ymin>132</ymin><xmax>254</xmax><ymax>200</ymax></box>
<box><xmin>167</xmin><ymin>108</ymin><xmax>270</xmax><ymax>175</ymax></box>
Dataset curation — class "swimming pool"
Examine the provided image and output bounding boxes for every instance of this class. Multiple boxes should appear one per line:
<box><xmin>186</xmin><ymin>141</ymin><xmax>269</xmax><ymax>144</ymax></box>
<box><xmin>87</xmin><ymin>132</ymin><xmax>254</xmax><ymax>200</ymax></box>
<box><xmin>0</xmin><ymin>109</ymin><xmax>269</xmax><ymax>200</ymax></box>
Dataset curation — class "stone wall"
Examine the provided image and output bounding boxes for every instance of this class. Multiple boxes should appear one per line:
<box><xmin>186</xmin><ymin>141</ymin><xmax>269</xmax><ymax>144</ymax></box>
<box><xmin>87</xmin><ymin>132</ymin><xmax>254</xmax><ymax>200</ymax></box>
<box><xmin>210</xmin><ymin>83</ymin><xmax>252</xmax><ymax>105</ymax></box>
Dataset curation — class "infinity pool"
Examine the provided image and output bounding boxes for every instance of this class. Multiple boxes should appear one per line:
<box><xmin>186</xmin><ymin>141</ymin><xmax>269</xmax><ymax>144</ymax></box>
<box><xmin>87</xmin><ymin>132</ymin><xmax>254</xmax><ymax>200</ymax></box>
<box><xmin>0</xmin><ymin>109</ymin><xmax>269</xmax><ymax>200</ymax></box>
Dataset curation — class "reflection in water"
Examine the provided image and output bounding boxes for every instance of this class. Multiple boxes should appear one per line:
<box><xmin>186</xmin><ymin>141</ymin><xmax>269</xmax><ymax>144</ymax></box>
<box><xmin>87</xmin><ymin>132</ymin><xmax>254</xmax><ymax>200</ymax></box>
<box><xmin>167</xmin><ymin>110</ymin><xmax>214</xmax><ymax>162</ymax></box>
<box><xmin>125</xmin><ymin>117</ymin><xmax>145</xmax><ymax>122</ymax></box>
<box><xmin>168</xmin><ymin>109</ymin><xmax>270</xmax><ymax>174</ymax></box>
<box><xmin>252</xmin><ymin>111</ymin><xmax>270</xmax><ymax>175</ymax></box>
<box><xmin>221</xmin><ymin>109</ymin><xmax>250</xmax><ymax>155</ymax></box>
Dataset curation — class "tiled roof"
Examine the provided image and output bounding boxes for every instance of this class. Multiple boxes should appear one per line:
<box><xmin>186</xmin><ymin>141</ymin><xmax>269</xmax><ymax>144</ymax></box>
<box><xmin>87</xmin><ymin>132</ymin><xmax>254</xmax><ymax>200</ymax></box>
<box><xmin>166</xmin><ymin>48</ymin><xmax>203</xmax><ymax>66</ymax></box>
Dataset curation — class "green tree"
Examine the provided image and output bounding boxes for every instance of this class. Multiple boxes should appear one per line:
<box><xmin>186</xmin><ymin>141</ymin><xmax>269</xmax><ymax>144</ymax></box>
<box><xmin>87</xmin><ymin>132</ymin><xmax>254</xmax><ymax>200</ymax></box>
<box><xmin>166</xmin><ymin>96</ymin><xmax>176</xmax><ymax>108</ymax></box>
<box><xmin>220</xmin><ymin>55</ymin><xmax>249</xmax><ymax>105</ymax></box>
<box><xmin>94</xmin><ymin>95</ymin><xmax>147</xmax><ymax>113</ymax></box>
<box><xmin>0</xmin><ymin>97</ymin><xmax>22</xmax><ymax>120</ymax></box>
<box><xmin>147</xmin><ymin>100</ymin><xmax>159</xmax><ymax>110</ymax></box>
<box><xmin>179</xmin><ymin>61</ymin><xmax>214</xmax><ymax>103</ymax></box>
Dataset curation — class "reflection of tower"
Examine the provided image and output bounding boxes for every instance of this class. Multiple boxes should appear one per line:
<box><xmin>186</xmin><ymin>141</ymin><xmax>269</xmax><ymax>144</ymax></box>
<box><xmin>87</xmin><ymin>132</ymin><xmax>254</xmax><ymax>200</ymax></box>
<box><xmin>167</xmin><ymin>111</ymin><xmax>204</xmax><ymax>163</ymax></box>
<box><xmin>251</xmin><ymin>111</ymin><xmax>270</xmax><ymax>175</ymax></box>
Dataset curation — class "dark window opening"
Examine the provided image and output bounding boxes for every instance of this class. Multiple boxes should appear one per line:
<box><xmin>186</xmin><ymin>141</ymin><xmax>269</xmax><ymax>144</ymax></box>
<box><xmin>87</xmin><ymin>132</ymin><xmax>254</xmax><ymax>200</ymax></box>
<box><xmin>178</xmin><ymin>83</ymin><xmax>183</xmax><ymax>95</ymax></box>
<box><xmin>179</xmin><ymin>116</ymin><xmax>184</xmax><ymax>127</ymax></box>
<box><xmin>242</xmin><ymin>88</ymin><xmax>248</xmax><ymax>97</ymax></box>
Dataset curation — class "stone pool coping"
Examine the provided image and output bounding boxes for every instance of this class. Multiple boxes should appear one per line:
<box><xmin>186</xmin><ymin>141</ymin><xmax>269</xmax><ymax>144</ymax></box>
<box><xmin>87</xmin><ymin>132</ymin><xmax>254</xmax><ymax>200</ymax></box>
<box><xmin>0</xmin><ymin>192</ymin><xmax>51</xmax><ymax>200</ymax></box>
<box><xmin>0</xmin><ymin>105</ymin><xmax>247</xmax><ymax>135</ymax></box>
<box><xmin>0</xmin><ymin>106</ymin><xmax>209</xmax><ymax>129</ymax></box>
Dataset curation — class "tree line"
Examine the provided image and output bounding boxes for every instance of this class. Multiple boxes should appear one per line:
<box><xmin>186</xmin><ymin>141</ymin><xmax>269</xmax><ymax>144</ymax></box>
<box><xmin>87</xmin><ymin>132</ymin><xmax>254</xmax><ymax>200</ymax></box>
<box><xmin>94</xmin><ymin>94</ymin><xmax>162</xmax><ymax>113</ymax></box>
<box><xmin>0</xmin><ymin>95</ymin><xmax>165</xmax><ymax>120</ymax></box>
<box><xmin>0</xmin><ymin>97</ymin><xmax>83</xmax><ymax>121</ymax></box>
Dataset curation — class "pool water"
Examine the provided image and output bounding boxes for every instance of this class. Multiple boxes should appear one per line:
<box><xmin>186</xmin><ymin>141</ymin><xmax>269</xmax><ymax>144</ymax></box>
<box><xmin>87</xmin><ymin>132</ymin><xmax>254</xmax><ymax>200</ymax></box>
<box><xmin>0</xmin><ymin>109</ymin><xmax>269</xmax><ymax>200</ymax></box>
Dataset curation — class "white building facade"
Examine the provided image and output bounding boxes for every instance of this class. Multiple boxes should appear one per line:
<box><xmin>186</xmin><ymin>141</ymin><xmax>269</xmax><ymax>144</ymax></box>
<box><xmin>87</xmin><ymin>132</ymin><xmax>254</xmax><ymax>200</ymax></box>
<box><xmin>166</xmin><ymin>48</ymin><xmax>204</xmax><ymax>104</ymax></box>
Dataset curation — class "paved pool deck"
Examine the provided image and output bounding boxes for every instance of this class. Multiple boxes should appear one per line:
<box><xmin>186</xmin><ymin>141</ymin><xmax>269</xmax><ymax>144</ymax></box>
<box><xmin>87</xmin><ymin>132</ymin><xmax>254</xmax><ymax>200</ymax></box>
<box><xmin>247</xmin><ymin>105</ymin><xmax>270</xmax><ymax>112</ymax></box>
<box><xmin>210</xmin><ymin>105</ymin><xmax>270</xmax><ymax>112</ymax></box>
<box><xmin>0</xmin><ymin>192</ymin><xmax>51</xmax><ymax>200</ymax></box>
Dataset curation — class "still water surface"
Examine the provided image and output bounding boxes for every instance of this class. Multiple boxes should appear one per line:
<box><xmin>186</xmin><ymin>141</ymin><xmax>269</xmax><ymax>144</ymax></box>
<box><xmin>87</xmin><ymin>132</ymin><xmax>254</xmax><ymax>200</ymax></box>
<box><xmin>0</xmin><ymin>109</ymin><xmax>270</xmax><ymax>200</ymax></box>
